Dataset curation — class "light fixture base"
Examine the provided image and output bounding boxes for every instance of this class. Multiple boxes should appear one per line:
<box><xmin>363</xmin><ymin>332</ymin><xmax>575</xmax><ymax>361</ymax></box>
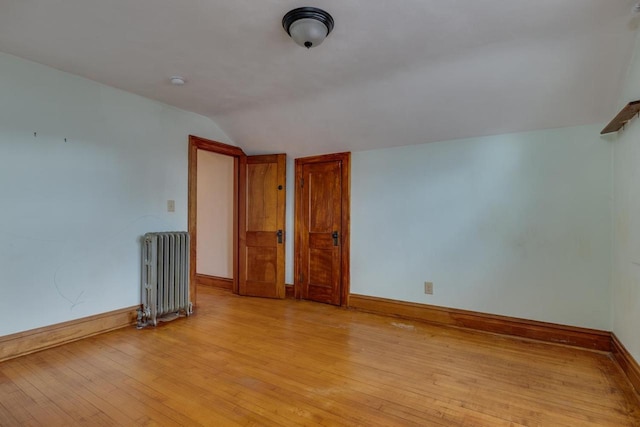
<box><xmin>282</xmin><ymin>7</ymin><xmax>334</xmax><ymax>49</ymax></box>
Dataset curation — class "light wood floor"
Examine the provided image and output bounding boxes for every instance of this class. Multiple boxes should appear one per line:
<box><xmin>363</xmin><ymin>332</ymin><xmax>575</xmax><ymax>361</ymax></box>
<box><xmin>1</xmin><ymin>286</ymin><xmax>639</xmax><ymax>426</ymax></box>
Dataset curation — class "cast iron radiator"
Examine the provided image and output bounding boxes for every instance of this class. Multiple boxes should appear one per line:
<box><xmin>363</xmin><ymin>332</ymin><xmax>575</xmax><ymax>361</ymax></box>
<box><xmin>138</xmin><ymin>232</ymin><xmax>192</xmax><ymax>328</ymax></box>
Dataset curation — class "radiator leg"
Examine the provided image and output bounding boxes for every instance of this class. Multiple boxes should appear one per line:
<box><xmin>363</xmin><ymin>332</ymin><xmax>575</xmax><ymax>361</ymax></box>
<box><xmin>136</xmin><ymin>308</ymin><xmax>148</xmax><ymax>329</ymax></box>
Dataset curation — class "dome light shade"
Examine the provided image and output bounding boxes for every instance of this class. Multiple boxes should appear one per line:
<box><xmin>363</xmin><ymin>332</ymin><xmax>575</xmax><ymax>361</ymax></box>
<box><xmin>282</xmin><ymin>7</ymin><xmax>334</xmax><ymax>49</ymax></box>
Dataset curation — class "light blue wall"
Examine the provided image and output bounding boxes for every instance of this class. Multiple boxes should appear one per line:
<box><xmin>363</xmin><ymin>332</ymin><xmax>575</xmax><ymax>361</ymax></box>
<box><xmin>0</xmin><ymin>46</ymin><xmax>629</xmax><ymax>343</ymax></box>
<box><xmin>0</xmin><ymin>52</ymin><xmax>232</xmax><ymax>335</ymax></box>
<box><xmin>352</xmin><ymin>125</ymin><xmax>612</xmax><ymax>330</ymax></box>
<box><xmin>612</xmin><ymin>32</ymin><xmax>640</xmax><ymax>362</ymax></box>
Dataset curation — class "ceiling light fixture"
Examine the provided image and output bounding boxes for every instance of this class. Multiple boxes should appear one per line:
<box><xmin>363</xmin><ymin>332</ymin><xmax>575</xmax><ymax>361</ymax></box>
<box><xmin>170</xmin><ymin>76</ymin><xmax>185</xmax><ymax>86</ymax></box>
<box><xmin>282</xmin><ymin>7</ymin><xmax>334</xmax><ymax>49</ymax></box>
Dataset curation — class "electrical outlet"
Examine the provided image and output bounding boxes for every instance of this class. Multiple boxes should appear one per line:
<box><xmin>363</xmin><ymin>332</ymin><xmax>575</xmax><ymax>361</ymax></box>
<box><xmin>167</xmin><ymin>200</ymin><xmax>175</xmax><ymax>212</ymax></box>
<box><xmin>424</xmin><ymin>281</ymin><xmax>433</xmax><ymax>295</ymax></box>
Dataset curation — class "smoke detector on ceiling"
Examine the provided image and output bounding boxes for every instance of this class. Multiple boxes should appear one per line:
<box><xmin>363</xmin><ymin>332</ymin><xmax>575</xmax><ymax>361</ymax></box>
<box><xmin>170</xmin><ymin>76</ymin><xmax>186</xmax><ymax>86</ymax></box>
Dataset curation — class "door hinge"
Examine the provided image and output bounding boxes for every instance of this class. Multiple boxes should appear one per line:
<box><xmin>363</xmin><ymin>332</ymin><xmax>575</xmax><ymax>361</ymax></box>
<box><xmin>300</xmin><ymin>178</ymin><xmax>304</xmax><ymax>188</ymax></box>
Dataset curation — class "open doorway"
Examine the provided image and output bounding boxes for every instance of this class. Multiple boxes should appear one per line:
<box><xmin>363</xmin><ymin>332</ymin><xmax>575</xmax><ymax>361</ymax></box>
<box><xmin>188</xmin><ymin>135</ymin><xmax>245</xmax><ymax>308</ymax></box>
<box><xmin>188</xmin><ymin>136</ymin><xmax>288</xmax><ymax>307</ymax></box>
<box><xmin>195</xmin><ymin>150</ymin><xmax>233</xmax><ymax>286</ymax></box>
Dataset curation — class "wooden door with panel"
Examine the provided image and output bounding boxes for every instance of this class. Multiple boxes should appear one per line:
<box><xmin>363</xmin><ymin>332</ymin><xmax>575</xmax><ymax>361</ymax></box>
<box><xmin>296</xmin><ymin>153</ymin><xmax>350</xmax><ymax>306</ymax></box>
<box><xmin>238</xmin><ymin>154</ymin><xmax>286</xmax><ymax>299</ymax></box>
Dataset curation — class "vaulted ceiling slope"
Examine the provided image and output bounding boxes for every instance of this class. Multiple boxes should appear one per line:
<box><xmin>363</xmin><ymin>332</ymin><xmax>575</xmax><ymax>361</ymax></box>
<box><xmin>0</xmin><ymin>1</ymin><xmax>638</xmax><ymax>155</ymax></box>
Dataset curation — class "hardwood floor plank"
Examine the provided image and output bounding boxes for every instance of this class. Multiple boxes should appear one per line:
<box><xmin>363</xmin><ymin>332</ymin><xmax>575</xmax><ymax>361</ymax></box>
<box><xmin>0</xmin><ymin>285</ymin><xmax>638</xmax><ymax>426</ymax></box>
<box><xmin>68</xmin><ymin>345</ymin><xmax>246</xmax><ymax>426</ymax></box>
<box><xmin>11</xmin><ymin>355</ymin><xmax>124</xmax><ymax>426</ymax></box>
<box><xmin>0</xmin><ymin>364</ymin><xmax>81</xmax><ymax>427</ymax></box>
<box><xmin>192</xmin><ymin>300</ymin><xmax>632</xmax><ymax>424</ymax></box>
<box><xmin>46</xmin><ymin>349</ymin><xmax>187</xmax><ymax>427</ymax></box>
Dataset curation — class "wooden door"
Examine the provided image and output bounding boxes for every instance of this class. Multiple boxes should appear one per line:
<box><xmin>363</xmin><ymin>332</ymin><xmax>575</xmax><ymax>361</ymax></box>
<box><xmin>238</xmin><ymin>154</ymin><xmax>286</xmax><ymax>298</ymax></box>
<box><xmin>295</xmin><ymin>153</ymin><xmax>350</xmax><ymax>306</ymax></box>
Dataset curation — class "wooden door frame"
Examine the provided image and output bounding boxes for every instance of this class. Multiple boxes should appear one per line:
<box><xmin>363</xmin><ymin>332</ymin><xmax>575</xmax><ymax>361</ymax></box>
<box><xmin>294</xmin><ymin>152</ymin><xmax>351</xmax><ymax>307</ymax></box>
<box><xmin>188</xmin><ymin>135</ymin><xmax>245</xmax><ymax>309</ymax></box>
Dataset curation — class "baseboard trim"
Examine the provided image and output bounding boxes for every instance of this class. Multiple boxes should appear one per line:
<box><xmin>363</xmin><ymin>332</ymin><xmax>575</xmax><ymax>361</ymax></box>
<box><xmin>611</xmin><ymin>333</ymin><xmax>640</xmax><ymax>395</ymax></box>
<box><xmin>285</xmin><ymin>284</ymin><xmax>294</xmax><ymax>298</ymax></box>
<box><xmin>349</xmin><ymin>294</ymin><xmax>611</xmax><ymax>352</ymax></box>
<box><xmin>0</xmin><ymin>306</ymin><xmax>138</xmax><ymax>362</ymax></box>
<box><xmin>196</xmin><ymin>274</ymin><xmax>233</xmax><ymax>290</ymax></box>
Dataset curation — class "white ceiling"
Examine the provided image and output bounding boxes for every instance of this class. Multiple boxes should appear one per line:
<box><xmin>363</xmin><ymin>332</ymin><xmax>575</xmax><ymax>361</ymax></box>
<box><xmin>0</xmin><ymin>1</ymin><xmax>638</xmax><ymax>155</ymax></box>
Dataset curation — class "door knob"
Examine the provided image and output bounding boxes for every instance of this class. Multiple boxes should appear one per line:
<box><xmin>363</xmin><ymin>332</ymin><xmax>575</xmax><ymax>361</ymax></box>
<box><xmin>277</xmin><ymin>229</ymin><xmax>283</xmax><ymax>244</ymax></box>
<box><xmin>332</xmin><ymin>231</ymin><xmax>339</xmax><ymax>246</ymax></box>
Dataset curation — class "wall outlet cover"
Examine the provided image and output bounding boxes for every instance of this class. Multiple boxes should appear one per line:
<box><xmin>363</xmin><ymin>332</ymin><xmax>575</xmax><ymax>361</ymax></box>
<box><xmin>424</xmin><ymin>281</ymin><xmax>433</xmax><ymax>295</ymax></box>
